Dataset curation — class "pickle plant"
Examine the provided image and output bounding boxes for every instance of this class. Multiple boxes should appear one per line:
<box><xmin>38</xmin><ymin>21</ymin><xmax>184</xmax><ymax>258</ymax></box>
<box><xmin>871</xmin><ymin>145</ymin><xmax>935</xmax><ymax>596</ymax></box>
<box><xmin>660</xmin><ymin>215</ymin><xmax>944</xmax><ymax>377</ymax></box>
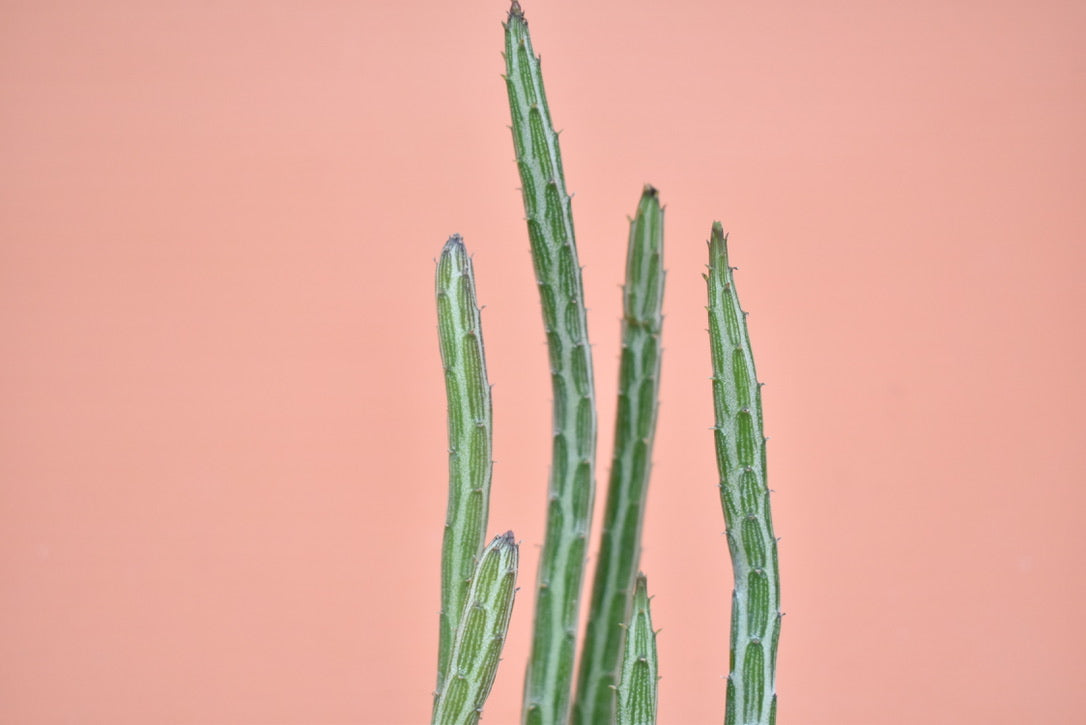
<box><xmin>428</xmin><ymin>3</ymin><xmax>780</xmax><ymax>724</ymax></box>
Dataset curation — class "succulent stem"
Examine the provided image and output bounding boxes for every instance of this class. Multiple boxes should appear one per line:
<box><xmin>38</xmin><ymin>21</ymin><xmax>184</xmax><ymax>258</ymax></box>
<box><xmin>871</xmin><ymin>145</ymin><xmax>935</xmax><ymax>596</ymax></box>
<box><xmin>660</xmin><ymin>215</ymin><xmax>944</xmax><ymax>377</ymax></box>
<box><xmin>574</xmin><ymin>187</ymin><xmax>664</xmax><ymax>725</ymax></box>
<box><xmin>503</xmin><ymin>4</ymin><xmax>598</xmax><ymax>724</ymax></box>
<box><xmin>432</xmin><ymin>532</ymin><xmax>520</xmax><ymax>725</ymax></box>
<box><xmin>615</xmin><ymin>574</ymin><xmax>658</xmax><ymax>725</ymax></box>
<box><xmin>434</xmin><ymin>235</ymin><xmax>495</xmax><ymax>695</ymax></box>
<box><xmin>706</xmin><ymin>223</ymin><xmax>780</xmax><ymax>725</ymax></box>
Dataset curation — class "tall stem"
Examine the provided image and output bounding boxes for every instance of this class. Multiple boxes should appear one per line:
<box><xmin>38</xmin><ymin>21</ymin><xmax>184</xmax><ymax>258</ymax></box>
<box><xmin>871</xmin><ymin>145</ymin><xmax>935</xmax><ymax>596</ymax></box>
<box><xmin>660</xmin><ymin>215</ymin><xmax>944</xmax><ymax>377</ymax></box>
<box><xmin>434</xmin><ymin>235</ymin><xmax>494</xmax><ymax>696</ymax></box>
<box><xmin>706</xmin><ymin>223</ymin><xmax>780</xmax><ymax>725</ymax></box>
<box><xmin>574</xmin><ymin>187</ymin><xmax>664</xmax><ymax>725</ymax></box>
<box><xmin>503</xmin><ymin>4</ymin><xmax>598</xmax><ymax>723</ymax></box>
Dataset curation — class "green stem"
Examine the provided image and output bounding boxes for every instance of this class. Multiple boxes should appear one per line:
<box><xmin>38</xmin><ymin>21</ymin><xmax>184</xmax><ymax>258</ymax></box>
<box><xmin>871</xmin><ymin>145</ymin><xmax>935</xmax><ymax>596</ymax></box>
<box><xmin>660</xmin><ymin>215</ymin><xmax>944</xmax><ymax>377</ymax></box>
<box><xmin>503</xmin><ymin>4</ymin><xmax>598</xmax><ymax>723</ymax></box>
<box><xmin>573</xmin><ymin>187</ymin><xmax>664</xmax><ymax>725</ymax></box>
<box><xmin>432</xmin><ymin>532</ymin><xmax>519</xmax><ymax>725</ymax></box>
<box><xmin>434</xmin><ymin>235</ymin><xmax>494</xmax><ymax>696</ymax></box>
<box><xmin>706</xmin><ymin>223</ymin><xmax>780</xmax><ymax>725</ymax></box>
<box><xmin>615</xmin><ymin>574</ymin><xmax>658</xmax><ymax>725</ymax></box>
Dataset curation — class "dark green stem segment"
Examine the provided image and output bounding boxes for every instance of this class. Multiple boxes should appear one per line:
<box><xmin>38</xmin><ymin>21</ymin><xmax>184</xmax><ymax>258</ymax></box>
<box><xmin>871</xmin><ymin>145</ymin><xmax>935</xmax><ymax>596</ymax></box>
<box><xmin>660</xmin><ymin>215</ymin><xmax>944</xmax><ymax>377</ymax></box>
<box><xmin>432</xmin><ymin>532</ymin><xmax>519</xmax><ymax>725</ymax></box>
<box><xmin>434</xmin><ymin>235</ymin><xmax>495</xmax><ymax>697</ymax></box>
<box><xmin>706</xmin><ymin>223</ymin><xmax>780</xmax><ymax>725</ymax></box>
<box><xmin>573</xmin><ymin>187</ymin><xmax>664</xmax><ymax>725</ymax></box>
<box><xmin>615</xmin><ymin>574</ymin><xmax>658</xmax><ymax>725</ymax></box>
<box><xmin>503</xmin><ymin>3</ymin><xmax>598</xmax><ymax>724</ymax></box>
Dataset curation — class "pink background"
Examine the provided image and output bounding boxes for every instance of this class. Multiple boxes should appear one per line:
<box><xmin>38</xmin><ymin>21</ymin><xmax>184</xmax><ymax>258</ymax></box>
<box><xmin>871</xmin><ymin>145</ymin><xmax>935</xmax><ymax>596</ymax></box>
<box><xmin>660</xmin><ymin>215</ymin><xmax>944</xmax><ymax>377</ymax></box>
<box><xmin>3</xmin><ymin>1</ymin><xmax>1084</xmax><ymax>722</ymax></box>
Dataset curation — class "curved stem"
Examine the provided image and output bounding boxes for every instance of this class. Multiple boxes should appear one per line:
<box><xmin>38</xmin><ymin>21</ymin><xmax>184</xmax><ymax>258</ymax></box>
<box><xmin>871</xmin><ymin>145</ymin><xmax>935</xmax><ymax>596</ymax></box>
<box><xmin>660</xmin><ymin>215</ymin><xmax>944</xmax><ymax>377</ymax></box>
<box><xmin>434</xmin><ymin>235</ymin><xmax>494</xmax><ymax>696</ymax></box>
<box><xmin>503</xmin><ymin>4</ymin><xmax>598</xmax><ymax>723</ymax></box>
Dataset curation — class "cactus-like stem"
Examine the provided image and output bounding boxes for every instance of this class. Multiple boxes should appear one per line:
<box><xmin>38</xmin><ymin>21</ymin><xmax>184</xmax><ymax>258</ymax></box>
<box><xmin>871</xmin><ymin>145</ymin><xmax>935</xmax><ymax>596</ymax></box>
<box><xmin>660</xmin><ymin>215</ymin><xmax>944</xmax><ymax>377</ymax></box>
<box><xmin>432</xmin><ymin>532</ymin><xmax>520</xmax><ymax>725</ymax></box>
<box><xmin>434</xmin><ymin>235</ymin><xmax>495</xmax><ymax>695</ymax></box>
<box><xmin>573</xmin><ymin>187</ymin><xmax>664</xmax><ymax>725</ymax></box>
<box><xmin>503</xmin><ymin>4</ymin><xmax>598</xmax><ymax>724</ymax></box>
<box><xmin>706</xmin><ymin>223</ymin><xmax>780</xmax><ymax>725</ymax></box>
<box><xmin>615</xmin><ymin>574</ymin><xmax>658</xmax><ymax>725</ymax></box>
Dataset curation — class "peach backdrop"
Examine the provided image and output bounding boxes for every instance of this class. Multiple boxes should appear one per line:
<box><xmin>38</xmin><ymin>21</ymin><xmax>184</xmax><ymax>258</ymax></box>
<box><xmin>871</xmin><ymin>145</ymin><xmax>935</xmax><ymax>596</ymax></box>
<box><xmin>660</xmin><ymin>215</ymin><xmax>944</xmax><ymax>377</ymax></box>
<box><xmin>2</xmin><ymin>1</ymin><xmax>1084</xmax><ymax>722</ymax></box>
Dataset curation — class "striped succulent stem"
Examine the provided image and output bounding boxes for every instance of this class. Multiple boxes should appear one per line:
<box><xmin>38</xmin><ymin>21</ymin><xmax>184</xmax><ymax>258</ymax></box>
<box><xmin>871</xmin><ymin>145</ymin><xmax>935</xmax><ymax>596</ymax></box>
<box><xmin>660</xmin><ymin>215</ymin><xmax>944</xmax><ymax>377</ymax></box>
<box><xmin>431</xmin><ymin>532</ymin><xmax>520</xmax><ymax>725</ymax></box>
<box><xmin>573</xmin><ymin>186</ymin><xmax>664</xmax><ymax>725</ymax></box>
<box><xmin>503</xmin><ymin>3</ymin><xmax>598</xmax><ymax>724</ymax></box>
<box><xmin>705</xmin><ymin>223</ymin><xmax>780</xmax><ymax>725</ymax></box>
<box><xmin>434</xmin><ymin>235</ymin><xmax>495</xmax><ymax>696</ymax></box>
<box><xmin>615</xmin><ymin>574</ymin><xmax>658</xmax><ymax>725</ymax></box>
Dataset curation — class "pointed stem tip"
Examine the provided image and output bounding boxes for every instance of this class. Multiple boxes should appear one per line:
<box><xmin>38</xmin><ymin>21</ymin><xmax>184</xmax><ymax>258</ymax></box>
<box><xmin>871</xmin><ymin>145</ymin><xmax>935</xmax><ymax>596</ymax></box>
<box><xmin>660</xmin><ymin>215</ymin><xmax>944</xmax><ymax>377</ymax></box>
<box><xmin>442</xmin><ymin>234</ymin><xmax>467</xmax><ymax>257</ymax></box>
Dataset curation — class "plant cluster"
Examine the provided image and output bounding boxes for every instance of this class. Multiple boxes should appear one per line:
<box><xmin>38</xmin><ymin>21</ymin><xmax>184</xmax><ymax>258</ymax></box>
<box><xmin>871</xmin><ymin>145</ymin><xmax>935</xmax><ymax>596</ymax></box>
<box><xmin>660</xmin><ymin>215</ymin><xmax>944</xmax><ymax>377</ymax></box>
<box><xmin>430</xmin><ymin>4</ymin><xmax>780</xmax><ymax>724</ymax></box>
